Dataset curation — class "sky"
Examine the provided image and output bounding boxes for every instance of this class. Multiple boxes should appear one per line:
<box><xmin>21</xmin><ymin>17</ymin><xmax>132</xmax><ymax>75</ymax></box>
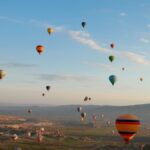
<box><xmin>0</xmin><ymin>0</ymin><xmax>150</xmax><ymax>106</ymax></box>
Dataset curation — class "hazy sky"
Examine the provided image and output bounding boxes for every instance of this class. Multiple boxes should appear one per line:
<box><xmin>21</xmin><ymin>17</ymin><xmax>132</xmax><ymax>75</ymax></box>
<box><xmin>0</xmin><ymin>0</ymin><xmax>150</xmax><ymax>105</ymax></box>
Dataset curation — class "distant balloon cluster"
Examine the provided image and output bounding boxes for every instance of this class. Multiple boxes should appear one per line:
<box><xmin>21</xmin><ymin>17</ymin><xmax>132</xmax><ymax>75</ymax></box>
<box><xmin>84</xmin><ymin>96</ymin><xmax>91</xmax><ymax>102</ymax></box>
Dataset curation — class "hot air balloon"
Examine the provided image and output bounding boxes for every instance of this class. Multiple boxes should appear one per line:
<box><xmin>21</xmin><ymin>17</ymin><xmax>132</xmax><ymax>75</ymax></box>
<box><xmin>80</xmin><ymin>117</ymin><xmax>84</xmax><ymax>121</ymax></box>
<box><xmin>36</xmin><ymin>45</ymin><xmax>44</xmax><ymax>55</ymax></box>
<box><xmin>12</xmin><ymin>134</ymin><xmax>18</xmax><ymax>141</ymax></box>
<box><xmin>109</xmin><ymin>55</ymin><xmax>115</xmax><ymax>62</ymax></box>
<box><xmin>28</xmin><ymin>109</ymin><xmax>32</xmax><ymax>114</ymax></box>
<box><xmin>37</xmin><ymin>134</ymin><xmax>43</xmax><ymax>143</ymax></box>
<box><xmin>101</xmin><ymin>114</ymin><xmax>104</xmax><ymax>119</ymax></box>
<box><xmin>140</xmin><ymin>77</ymin><xmax>143</xmax><ymax>82</ymax></box>
<box><xmin>115</xmin><ymin>114</ymin><xmax>140</xmax><ymax>144</ymax></box>
<box><xmin>40</xmin><ymin>128</ymin><xmax>45</xmax><ymax>132</ymax></box>
<box><xmin>89</xmin><ymin>97</ymin><xmax>91</xmax><ymax>101</ymax></box>
<box><xmin>92</xmin><ymin>115</ymin><xmax>97</xmax><ymax>122</ymax></box>
<box><xmin>81</xmin><ymin>22</ymin><xmax>86</xmax><ymax>28</ymax></box>
<box><xmin>140</xmin><ymin>144</ymin><xmax>145</xmax><ymax>150</ymax></box>
<box><xmin>111</xmin><ymin>130</ymin><xmax>115</xmax><ymax>135</ymax></box>
<box><xmin>77</xmin><ymin>107</ymin><xmax>82</xmax><ymax>112</ymax></box>
<box><xmin>0</xmin><ymin>70</ymin><xmax>6</xmax><ymax>79</ymax></box>
<box><xmin>81</xmin><ymin>112</ymin><xmax>86</xmax><ymax>119</ymax></box>
<box><xmin>109</xmin><ymin>75</ymin><xmax>117</xmax><ymax>86</ymax></box>
<box><xmin>110</xmin><ymin>43</ymin><xmax>115</xmax><ymax>49</ymax></box>
<box><xmin>47</xmin><ymin>27</ymin><xmax>54</xmax><ymax>35</ymax></box>
<box><xmin>46</xmin><ymin>85</ymin><xmax>50</xmax><ymax>91</ymax></box>
<box><xmin>107</xmin><ymin>121</ymin><xmax>111</xmax><ymax>126</ymax></box>
<box><xmin>122</xmin><ymin>67</ymin><xmax>125</xmax><ymax>71</ymax></box>
<box><xmin>27</xmin><ymin>132</ymin><xmax>31</xmax><ymax>137</ymax></box>
<box><xmin>84</xmin><ymin>96</ymin><xmax>88</xmax><ymax>102</ymax></box>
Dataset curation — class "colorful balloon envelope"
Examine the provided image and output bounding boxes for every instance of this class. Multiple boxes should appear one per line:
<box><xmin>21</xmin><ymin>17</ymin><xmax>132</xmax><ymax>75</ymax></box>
<box><xmin>77</xmin><ymin>107</ymin><xmax>82</xmax><ymax>112</ymax></box>
<box><xmin>115</xmin><ymin>114</ymin><xmax>140</xmax><ymax>144</ymax></box>
<box><xmin>36</xmin><ymin>45</ymin><xmax>44</xmax><ymax>55</ymax></box>
<box><xmin>109</xmin><ymin>75</ymin><xmax>117</xmax><ymax>86</ymax></box>
<box><xmin>46</xmin><ymin>85</ymin><xmax>51</xmax><ymax>91</ymax></box>
<box><xmin>28</xmin><ymin>109</ymin><xmax>32</xmax><ymax>114</ymax></box>
<box><xmin>84</xmin><ymin>96</ymin><xmax>88</xmax><ymax>101</ymax></box>
<box><xmin>47</xmin><ymin>27</ymin><xmax>54</xmax><ymax>35</ymax></box>
<box><xmin>0</xmin><ymin>70</ymin><xmax>6</xmax><ymax>79</ymax></box>
<box><xmin>81</xmin><ymin>112</ymin><xmax>86</xmax><ymax>119</ymax></box>
<box><xmin>140</xmin><ymin>77</ymin><xmax>143</xmax><ymax>82</ymax></box>
<box><xmin>109</xmin><ymin>55</ymin><xmax>115</xmax><ymax>62</ymax></box>
<box><xmin>81</xmin><ymin>22</ymin><xmax>86</xmax><ymax>28</ymax></box>
<box><xmin>110</xmin><ymin>43</ymin><xmax>115</xmax><ymax>49</ymax></box>
<box><xmin>111</xmin><ymin>130</ymin><xmax>115</xmax><ymax>135</ymax></box>
<box><xmin>37</xmin><ymin>135</ymin><xmax>43</xmax><ymax>143</ymax></box>
<box><xmin>122</xmin><ymin>67</ymin><xmax>125</xmax><ymax>71</ymax></box>
<box><xmin>92</xmin><ymin>115</ymin><xmax>97</xmax><ymax>121</ymax></box>
<box><xmin>88</xmin><ymin>97</ymin><xmax>91</xmax><ymax>100</ymax></box>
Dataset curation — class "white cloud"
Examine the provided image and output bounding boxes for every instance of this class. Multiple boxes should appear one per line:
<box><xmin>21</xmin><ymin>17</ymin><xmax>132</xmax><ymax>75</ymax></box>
<box><xmin>38</xmin><ymin>74</ymin><xmax>96</xmax><ymax>82</ymax></box>
<box><xmin>140</xmin><ymin>38</ymin><xmax>150</xmax><ymax>43</ymax></box>
<box><xmin>68</xmin><ymin>30</ymin><xmax>111</xmax><ymax>53</ymax></box>
<box><xmin>29</xmin><ymin>19</ymin><xmax>65</xmax><ymax>32</ymax></box>
<box><xmin>0</xmin><ymin>16</ymin><xmax>64</xmax><ymax>32</ymax></box>
<box><xmin>83</xmin><ymin>61</ymin><xmax>117</xmax><ymax>71</ymax></box>
<box><xmin>0</xmin><ymin>16</ymin><xmax>23</xmax><ymax>24</ymax></box>
<box><xmin>121</xmin><ymin>51</ymin><xmax>150</xmax><ymax>65</ymax></box>
<box><xmin>0</xmin><ymin>16</ymin><xmax>149</xmax><ymax>66</ymax></box>
<box><xmin>68</xmin><ymin>30</ymin><xmax>150</xmax><ymax>65</ymax></box>
<box><xmin>0</xmin><ymin>62</ymin><xmax>38</xmax><ymax>68</ymax></box>
<box><xmin>120</xmin><ymin>12</ymin><xmax>127</xmax><ymax>16</ymax></box>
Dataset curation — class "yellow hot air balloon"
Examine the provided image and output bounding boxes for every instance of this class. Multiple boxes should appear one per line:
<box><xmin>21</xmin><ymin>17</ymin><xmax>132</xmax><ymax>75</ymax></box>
<box><xmin>0</xmin><ymin>70</ymin><xmax>6</xmax><ymax>79</ymax></box>
<box><xmin>115</xmin><ymin>114</ymin><xmax>140</xmax><ymax>144</ymax></box>
<box><xmin>47</xmin><ymin>27</ymin><xmax>54</xmax><ymax>35</ymax></box>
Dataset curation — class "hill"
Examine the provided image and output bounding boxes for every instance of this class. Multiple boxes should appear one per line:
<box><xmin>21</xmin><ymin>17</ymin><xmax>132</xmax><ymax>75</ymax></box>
<box><xmin>0</xmin><ymin>103</ymin><xmax>150</xmax><ymax>124</ymax></box>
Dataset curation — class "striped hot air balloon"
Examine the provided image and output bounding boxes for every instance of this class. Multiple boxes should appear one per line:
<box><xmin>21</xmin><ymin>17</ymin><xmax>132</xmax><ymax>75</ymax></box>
<box><xmin>115</xmin><ymin>114</ymin><xmax>140</xmax><ymax>144</ymax></box>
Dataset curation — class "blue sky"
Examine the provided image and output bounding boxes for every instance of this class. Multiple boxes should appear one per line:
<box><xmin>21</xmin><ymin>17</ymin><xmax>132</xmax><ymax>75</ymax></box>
<box><xmin>0</xmin><ymin>0</ymin><xmax>150</xmax><ymax>105</ymax></box>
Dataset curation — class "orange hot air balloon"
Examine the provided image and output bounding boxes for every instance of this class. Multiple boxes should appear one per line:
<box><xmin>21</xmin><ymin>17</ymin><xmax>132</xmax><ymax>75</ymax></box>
<box><xmin>36</xmin><ymin>45</ymin><xmax>44</xmax><ymax>55</ymax></box>
<box><xmin>115</xmin><ymin>114</ymin><xmax>140</xmax><ymax>144</ymax></box>
<box><xmin>110</xmin><ymin>43</ymin><xmax>115</xmax><ymax>49</ymax></box>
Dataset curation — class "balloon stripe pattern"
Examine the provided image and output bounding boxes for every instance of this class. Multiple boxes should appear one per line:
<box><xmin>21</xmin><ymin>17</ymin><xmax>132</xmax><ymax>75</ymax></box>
<box><xmin>115</xmin><ymin>114</ymin><xmax>140</xmax><ymax>144</ymax></box>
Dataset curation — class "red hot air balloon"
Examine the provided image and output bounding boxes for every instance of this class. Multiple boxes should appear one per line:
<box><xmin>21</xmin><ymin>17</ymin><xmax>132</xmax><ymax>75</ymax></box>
<box><xmin>110</xmin><ymin>43</ymin><xmax>115</xmax><ymax>49</ymax></box>
<box><xmin>36</xmin><ymin>45</ymin><xmax>44</xmax><ymax>55</ymax></box>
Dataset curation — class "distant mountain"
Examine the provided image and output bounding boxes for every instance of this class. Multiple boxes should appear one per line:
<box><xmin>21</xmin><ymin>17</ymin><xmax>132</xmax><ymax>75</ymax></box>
<box><xmin>0</xmin><ymin>103</ymin><xmax>150</xmax><ymax>124</ymax></box>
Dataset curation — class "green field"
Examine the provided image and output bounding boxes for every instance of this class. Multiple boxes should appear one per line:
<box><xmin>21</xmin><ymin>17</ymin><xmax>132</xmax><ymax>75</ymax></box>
<box><xmin>0</xmin><ymin>125</ymin><xmax>150</xmax><ymax>150</ymax></box>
